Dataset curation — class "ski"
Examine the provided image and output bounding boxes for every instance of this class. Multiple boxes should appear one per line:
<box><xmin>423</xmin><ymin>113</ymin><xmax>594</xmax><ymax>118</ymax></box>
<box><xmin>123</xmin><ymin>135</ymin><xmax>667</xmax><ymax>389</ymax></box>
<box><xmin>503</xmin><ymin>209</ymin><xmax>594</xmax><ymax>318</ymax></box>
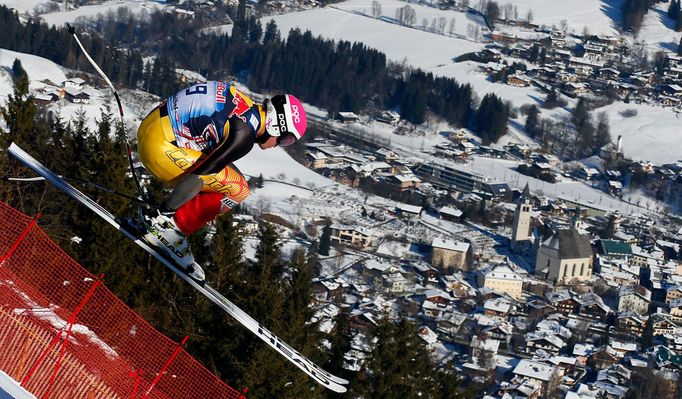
<box><xmin>8</xmin><ymin>143</ymin><xmax>349</xmax><ymax>393</ymax></box>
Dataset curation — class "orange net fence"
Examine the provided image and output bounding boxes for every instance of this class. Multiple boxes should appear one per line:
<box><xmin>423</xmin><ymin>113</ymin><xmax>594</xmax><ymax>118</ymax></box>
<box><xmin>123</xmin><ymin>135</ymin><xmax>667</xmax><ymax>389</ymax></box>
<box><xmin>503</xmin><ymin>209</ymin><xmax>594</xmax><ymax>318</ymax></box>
<box><xmin>0</xmin><ymin>201</ymin><xmax>244</xmax><ymax>399</ymax></box>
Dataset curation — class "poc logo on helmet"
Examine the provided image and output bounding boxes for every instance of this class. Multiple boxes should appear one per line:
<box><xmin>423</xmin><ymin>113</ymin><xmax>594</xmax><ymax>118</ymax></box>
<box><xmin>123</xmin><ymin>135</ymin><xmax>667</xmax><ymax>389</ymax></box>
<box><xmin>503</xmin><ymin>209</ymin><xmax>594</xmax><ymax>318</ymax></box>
<box><xmin>291</xmin><ymin>104</ymin><xmax>301</xmax><ymax>124</ymax></box>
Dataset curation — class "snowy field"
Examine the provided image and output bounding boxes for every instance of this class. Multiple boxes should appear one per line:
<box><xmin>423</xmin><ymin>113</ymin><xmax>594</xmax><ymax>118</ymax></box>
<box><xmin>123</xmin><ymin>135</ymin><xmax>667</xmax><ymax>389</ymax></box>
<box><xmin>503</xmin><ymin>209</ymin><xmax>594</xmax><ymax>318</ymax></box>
<box><xmin>597</xmin><ymin>102</ymin><xmax>682</xmax><ymax>165</ymax></box>
<box><xmin>636</xmin><ymin>1</ymin><xmax>682</xmax><ymax>53</ymax></box>
<box><xmin>0</xmin><ymin>48</ymin><xmax>67</xmax><ymax>98</ymax></box>
<box><xmin>503</xmin><ymin>0</ymin><xmax>624</xmax><ymax>35</ymax></box>
<box><xmin>263</xmin><ymin>4</ymin><xmax>484</xmax><ymax>71</ymax></box>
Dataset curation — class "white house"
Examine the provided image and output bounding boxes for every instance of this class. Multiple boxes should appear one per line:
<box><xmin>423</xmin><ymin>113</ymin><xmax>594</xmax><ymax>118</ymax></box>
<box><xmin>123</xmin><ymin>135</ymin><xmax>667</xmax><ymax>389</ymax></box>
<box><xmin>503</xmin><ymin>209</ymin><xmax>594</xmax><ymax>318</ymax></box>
<box><xmin>617</xmin><ymin>284</ymin><xmax>651</xmax><ymax>315</ymax></box>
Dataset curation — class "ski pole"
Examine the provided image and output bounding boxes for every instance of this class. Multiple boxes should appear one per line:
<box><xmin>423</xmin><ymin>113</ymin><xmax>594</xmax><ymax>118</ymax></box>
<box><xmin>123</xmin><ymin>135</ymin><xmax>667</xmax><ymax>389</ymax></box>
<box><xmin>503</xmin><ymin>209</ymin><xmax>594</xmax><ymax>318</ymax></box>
<box><xmin>65</xmin><ymin>23</ymin><xmax>150</xmax><ymax>208</ymax></box>
<box><xmin>3</xmin><ymin>175</ymin><xmax>155</xmax><ymax>206</ymax></box>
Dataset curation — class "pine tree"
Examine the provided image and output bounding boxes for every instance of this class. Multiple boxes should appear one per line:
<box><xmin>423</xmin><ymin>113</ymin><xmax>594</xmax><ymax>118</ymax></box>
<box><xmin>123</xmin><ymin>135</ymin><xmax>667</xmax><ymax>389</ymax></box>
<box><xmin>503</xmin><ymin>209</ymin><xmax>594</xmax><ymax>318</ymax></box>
<box><xmin>436</xmin><ymin>360</ymin><xmax>466</xmax><ymax>399</ymax></box>
<box><xmin>524</xmin><ymin>105</ymin><xmax>540</xmax><ymax>137</ymax></box>
<box><xmin>319</xmin><ymin>223</ymin><xmax>332</xmax><ymax>256</ymax></box>
<box><xmin>475</xmin><ymin>93</ymin><xmax>509</xmax><ymax>145</ymax></box>
<box><xmin>593</xmin><ymin>112</ymin><xmax>612</xmax><ymax>155</ymax></box>
<box><xmin>363</xmin><ymin>315</ymin><xmax>438</xmax><ymax>399</ymax></box>
<box><xmin>679</xmin><ymin>37</ymin><xmax>682</xmax><ymax>55</ymax></box>
<box><xmin>11</xmin><ymin>58</ymin><xmax>27</xmax><ymax>84</ymax></box>
<box><xmin>677</xmin><ymin>10</ymin><xmax>682</xmax><ymax>31</ymax></box>
<box><xmin>325</xmin><ymin>307</ymin><xmax>353</xmax><ymax>377</ymax></box>
<box><xmin>0</xmin><ymin>68</ymin><xmax>36</xmax><ymax>147</ymax></box>
<box><xmin>240</xmin><ymin>225</ymin><xmax>325</xmax><ymax>397</ymax></box>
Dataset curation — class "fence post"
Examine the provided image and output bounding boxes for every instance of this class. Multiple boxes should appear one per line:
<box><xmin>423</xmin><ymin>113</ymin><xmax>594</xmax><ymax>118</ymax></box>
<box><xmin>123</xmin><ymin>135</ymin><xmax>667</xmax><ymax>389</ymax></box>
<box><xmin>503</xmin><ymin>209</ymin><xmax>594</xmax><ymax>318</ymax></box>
<box><xmin>0</xmin><ymin>215</ymin><xmax>40</xmax><ymax>265</ymax></box>
<box><xmin>141</xmin><ymin>336</ymin><xmax>189</xmax><ymax>399</ymax></box>
<box><xmin>129</xmin><ymin>370</ymin><xmax>143</xmax><ymax>399</ymax></box>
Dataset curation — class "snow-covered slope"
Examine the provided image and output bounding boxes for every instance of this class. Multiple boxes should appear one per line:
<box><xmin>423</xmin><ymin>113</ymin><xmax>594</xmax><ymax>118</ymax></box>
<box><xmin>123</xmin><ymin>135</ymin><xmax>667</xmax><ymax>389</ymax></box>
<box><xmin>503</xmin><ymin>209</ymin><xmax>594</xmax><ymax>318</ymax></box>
<box><xmin>503</xmin><ymin>0</ymin><xmax>624</xmax><ymax>35</ymax></box>
<box><xmin>0</xmin><ymin>48</ymin><xmax>67</xmax><ymax>98</ymax></box>
<box><xmin>263</xmin><ymin>3</ymin><xmax>484</xmax><ymax>71</ymax></box>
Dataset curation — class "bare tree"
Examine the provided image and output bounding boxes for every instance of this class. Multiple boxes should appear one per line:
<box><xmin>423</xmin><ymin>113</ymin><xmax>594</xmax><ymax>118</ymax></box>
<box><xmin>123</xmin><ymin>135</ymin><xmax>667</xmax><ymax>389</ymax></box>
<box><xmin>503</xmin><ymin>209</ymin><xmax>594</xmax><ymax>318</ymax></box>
<box><xmin>371</xmin><ymin>0</ymin><xmax>381</xmax><ymax>18</ymax></box>
<box><xmin>395</xmin><ymin>5</ymin><xmax>414</xmax><ymax>26</ymax></box>
<box><xmin>396</xmin><ymin>5</ymin><xmax>416</xmax><ymax>26</ymax></box>
<box><xmin>502</xmin><ymin>3</ymin><xmax>513</xmax><ymax>21</ymax></box>
<box><xmin>560</xmin><ymin>19</ymin><xmax>568</xmax><ymax>32</ymax></box>
<box><xmin>422</xmin><ymin>18</ymin><xmax>429</xmax><ymax>30</ymax></box>
<box><xmin>526</xmin><ymin>9</ymin><xmax>533</xmax><ymax>24</ymax></box>
<box><xmin>438</xmin><ymin>17</ymin><xmax>447</xmax><ymax>34</ymax></box>
<box><xmin>448</xmin><ymin>17</ymin><xmax>456</xmax><ymax>35</ymax></box>
<box><xmin>431</xmin><ymin>17</ymin><xmax>437</xmax><ymax>32</ymax></box>
<box><xmin>512</xmin><ymin>5</ymin><xmax>518</xmax><ymax>20</ymax></box>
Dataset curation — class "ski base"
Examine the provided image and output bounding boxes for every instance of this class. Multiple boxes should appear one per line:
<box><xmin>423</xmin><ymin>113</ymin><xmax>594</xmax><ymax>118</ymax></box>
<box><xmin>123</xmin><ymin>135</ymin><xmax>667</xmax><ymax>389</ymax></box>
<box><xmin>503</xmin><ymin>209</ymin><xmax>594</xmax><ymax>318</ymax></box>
<box><xmin>7</xmin><ymin>142</ymin><xmax>348</xmax><ymax>393</ymax></box>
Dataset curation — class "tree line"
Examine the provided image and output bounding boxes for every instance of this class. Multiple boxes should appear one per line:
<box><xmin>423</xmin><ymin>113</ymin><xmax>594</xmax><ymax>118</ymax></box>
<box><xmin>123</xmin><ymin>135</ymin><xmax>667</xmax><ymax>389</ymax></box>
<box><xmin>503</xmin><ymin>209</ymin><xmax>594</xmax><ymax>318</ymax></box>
<box><xmin>523</xmin><ymin>96</ymin><xmax>611</xmax><ymax>160</ymax></box>
<box><xmin>0</xmin><ymin>4</ymin><xmax>509</xmax><ymax>143</ymax></box>
<box><xmin>0</xmin><ymin>64</ymin><xmax>469</xmax><ymax>397</ymax></box>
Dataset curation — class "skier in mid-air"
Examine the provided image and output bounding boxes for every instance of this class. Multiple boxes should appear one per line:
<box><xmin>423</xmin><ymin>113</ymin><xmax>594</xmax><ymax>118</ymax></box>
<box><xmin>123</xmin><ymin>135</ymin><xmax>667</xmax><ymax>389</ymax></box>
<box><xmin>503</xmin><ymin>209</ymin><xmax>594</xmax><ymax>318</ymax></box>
<box><xmin>132</xmin><ymin>81</ymin><xmax>307</xmax><ymax>280</ymax></box>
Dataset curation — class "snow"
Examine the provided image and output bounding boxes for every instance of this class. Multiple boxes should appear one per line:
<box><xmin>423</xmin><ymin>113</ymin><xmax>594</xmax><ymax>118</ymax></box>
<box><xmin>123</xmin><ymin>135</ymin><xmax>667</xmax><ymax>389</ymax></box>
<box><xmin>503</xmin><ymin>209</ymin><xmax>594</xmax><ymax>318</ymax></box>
<box><xmin>0</xmin><ymin>371</ymin><xmax>36</xmax><ymax>399</ymax></box>
<box><xmin>262</xmin><ymin>1</ymin><xmax>484</xmax><ymax>71</ymax></box>
<box><xmin>597</xmin><ymin>101</ymin><xmax>682</xmax><ymax>165</ymax></box>
<box><xmin>2</xmin><ymin>280</ymin><xmax>120</xmax><ymax>360</ymax></box>
<box><xmin>235</xmin><ymin>147</ymin><xmax>333</xmax><ymax>189</ymax></box>
<box><xmin>0</xmin><ymin>48</ymin><xmax>67</xmax><ymax>98</ymax></box>
<box><xmin>38</xmin><ymin>1</ymin><xmax>165</xmax><ymax>27</ymax></box>
<box><xmin>504</xmin><ymin>0</ymin><xmax>625</xmax><ymax>35</ymax></box>
<box><xmin>636</xmin><ymin>1</ymin><xmax>682</xmax><ymax>54</ymax></box>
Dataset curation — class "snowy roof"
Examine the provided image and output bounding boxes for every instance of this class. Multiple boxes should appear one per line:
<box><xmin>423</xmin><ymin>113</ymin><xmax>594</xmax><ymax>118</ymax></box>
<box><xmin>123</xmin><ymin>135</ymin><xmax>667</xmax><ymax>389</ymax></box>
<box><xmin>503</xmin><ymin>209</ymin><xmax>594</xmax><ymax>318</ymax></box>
<box><xmin>396</xmin><ymin>203</ymin><xmax>422</xmax><ymax>214</ymax></box>
<box><xmin>513</xmin><ymin>359</ymin><xmax>558</xmax><ymax>382</ymax></box>
<box><xmin>363</xmin><ymin>258</ymin><xmax>394</xmax><ymax>273</ymax></box>
<box><xmin>472</xmin><ymin>335</ymin><xmax>500</xmax><ymax>352</ymax></box>
<box><xmin>308</xmin><ymin>152</ymin><xmax>327</xmax><ymax>160</ymax></box>
<box><xmin>64</xmin><ymin>77</ymin><xmax>84</xmax><ymax>85</ymax></box>
<box><xmin>438</xmin><ymin>206</ymin><xmax>463</xmax><ymax>218</ymax></box>
<box><xmin>527</xmin><ymin>331</ymin><xmax>565</xmax><ymax>348</ymax></box>
<box><xmin>573</xmin><ymin>343</ymin><xmax>595</xmax><ymax>356</ymax></box>
<box><xmin>418</xmin><ymin>326</ymin><xmax>438</xmax><ymax>345</ymax></box>
<box><xmin>484</xmin><ymin>298</ymin><xmax>512</xmax><ymax>314</ymax></box>
<box><xmin>541</xmin><ymin>229</ymin><xmax>593</xmax><ymax>260</ymax></box>
<box><xmin>431</xmin><ymin>238</ymin><xmax>469</xmax><ymax>253</ymax></box>
<box><xmin>619</xmin><ymin>284</ymin><xmax>651</xmax><ymax>301</ymax></box>
<box><xmin>485</xmin><ymin>265</ymin><xmax>523</xmax><ymax>282</ymax></box>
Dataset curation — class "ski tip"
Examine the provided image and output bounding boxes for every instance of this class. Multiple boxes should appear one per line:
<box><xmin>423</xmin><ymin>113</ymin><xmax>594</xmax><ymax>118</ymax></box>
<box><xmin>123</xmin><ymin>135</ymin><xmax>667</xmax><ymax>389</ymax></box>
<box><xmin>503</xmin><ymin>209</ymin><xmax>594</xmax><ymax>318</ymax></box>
<box><xmin>329</xmin><ymin>383</ymin><xmax>348</xmax><ymax>393</ymax></box>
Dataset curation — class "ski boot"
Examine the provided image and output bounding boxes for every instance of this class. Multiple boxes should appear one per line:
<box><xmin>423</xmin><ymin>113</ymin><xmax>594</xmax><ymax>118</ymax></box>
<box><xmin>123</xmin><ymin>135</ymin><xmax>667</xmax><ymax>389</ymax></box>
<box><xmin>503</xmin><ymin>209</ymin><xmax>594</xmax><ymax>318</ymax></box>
<box><xmin>132</xmin><ymin>209</ymin><xmax>205</xmax><ymax>282</ymax></box>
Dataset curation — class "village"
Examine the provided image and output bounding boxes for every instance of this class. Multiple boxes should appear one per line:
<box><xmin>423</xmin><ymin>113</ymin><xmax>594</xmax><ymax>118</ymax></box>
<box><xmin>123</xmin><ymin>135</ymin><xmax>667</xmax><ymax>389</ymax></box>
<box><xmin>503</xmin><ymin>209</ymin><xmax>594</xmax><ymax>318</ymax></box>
<box><xmin>480</xmin><ymin>28</ymin><xmax>682</xmax><ymax>109</ymax></box>
<box><xmin>253</xmin><ymin>126</ymin><xmax>682</xmax><ymax>399</ymax></box>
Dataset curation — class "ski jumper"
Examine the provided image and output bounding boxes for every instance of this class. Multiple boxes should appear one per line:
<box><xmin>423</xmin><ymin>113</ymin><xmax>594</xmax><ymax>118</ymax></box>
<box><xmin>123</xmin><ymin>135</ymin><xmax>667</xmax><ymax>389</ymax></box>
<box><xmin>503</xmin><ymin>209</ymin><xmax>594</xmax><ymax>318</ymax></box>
<box><xmin>137</xmin><ymin>82</ymin><xmax>263</xmax><ymax>234</ymax></box>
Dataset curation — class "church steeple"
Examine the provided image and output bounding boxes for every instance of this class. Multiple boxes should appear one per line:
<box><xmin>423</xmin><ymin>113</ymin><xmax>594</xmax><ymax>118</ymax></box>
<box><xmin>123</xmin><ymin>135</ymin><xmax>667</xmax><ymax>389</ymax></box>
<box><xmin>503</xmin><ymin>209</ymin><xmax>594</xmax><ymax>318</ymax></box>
<box><xmin>511</xmin><ymin>183</ymin><xmax>532</xmax><ymax>251</ymax></box>
<box><xmin>521</xmin><ymin>183</ymin><xmax>530</xmax><ymax>200</ymax></box>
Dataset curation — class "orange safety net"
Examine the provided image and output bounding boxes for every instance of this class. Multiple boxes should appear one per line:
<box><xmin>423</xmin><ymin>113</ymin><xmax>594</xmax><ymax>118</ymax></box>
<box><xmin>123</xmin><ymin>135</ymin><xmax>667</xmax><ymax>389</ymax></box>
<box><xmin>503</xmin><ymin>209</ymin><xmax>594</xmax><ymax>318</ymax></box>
<box><xmin>0</xmin><ymin>201</ymin><xmax>244</xmax><ymax>399</ymax></box>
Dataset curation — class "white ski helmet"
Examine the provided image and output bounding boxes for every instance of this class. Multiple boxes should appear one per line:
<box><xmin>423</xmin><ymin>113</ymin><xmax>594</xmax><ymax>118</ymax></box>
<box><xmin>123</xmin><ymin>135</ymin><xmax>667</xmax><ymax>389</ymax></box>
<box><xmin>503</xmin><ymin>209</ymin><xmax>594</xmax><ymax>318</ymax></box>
<box><xmin>264</xmin><ymin>94</ymin><xmax>307</xmax><ymax>146</ymax></box>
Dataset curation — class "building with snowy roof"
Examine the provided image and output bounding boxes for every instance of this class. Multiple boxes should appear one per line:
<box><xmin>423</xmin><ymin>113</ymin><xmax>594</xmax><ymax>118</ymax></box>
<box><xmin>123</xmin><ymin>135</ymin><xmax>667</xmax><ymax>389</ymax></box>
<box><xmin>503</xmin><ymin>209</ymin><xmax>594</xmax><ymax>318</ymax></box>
<box><xmin>329</xmin><ymin>225</ymin><xmax>375</xmax><ymax>249</ymax></box>
<box><xmin>512</xmin><ymin>359</ymin><xmax>560</xmax><ymax>396</ymax></box>
<box><xmin>617</xmin><ymin>284</ymin><xmax>651</xmax><ymax>315</ymax></box>
<box><xmin>535</xmin><ymin>228</ymin><xmax>594</xmax><ymax>284</ymax></box>
<box><xmin>431</xmin><ymin>238</ymin><xmax>473</xmax><ymax>272</ymax></box>
<box><xmin>483</xmin><ymin>265</ymin><xmax>524</xmax><ymax>299</ymax></box>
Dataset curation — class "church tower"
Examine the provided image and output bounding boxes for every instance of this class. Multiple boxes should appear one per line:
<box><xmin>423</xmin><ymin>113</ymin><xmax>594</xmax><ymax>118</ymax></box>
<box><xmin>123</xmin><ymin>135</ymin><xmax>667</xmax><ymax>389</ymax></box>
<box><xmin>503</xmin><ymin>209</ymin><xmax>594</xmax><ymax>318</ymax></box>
<box><xmin>511</xmin><ymin>183</ymin><xmax>532</xmax><ymax>250</ymax></box>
